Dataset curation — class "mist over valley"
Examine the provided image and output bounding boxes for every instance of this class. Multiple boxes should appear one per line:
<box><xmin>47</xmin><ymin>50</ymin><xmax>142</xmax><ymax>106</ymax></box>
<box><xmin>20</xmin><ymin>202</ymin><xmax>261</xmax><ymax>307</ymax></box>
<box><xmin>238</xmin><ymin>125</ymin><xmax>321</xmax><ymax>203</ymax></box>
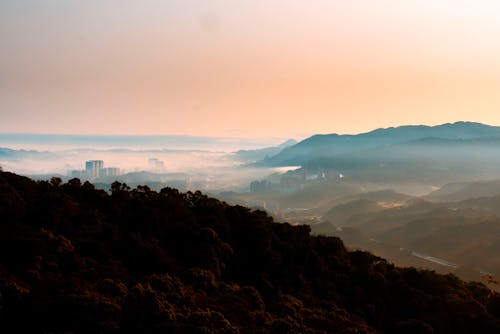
<box><xmin>3</xmin><ymin>122</ymin><xmax>500</xmax><ymax>292</ymax></box>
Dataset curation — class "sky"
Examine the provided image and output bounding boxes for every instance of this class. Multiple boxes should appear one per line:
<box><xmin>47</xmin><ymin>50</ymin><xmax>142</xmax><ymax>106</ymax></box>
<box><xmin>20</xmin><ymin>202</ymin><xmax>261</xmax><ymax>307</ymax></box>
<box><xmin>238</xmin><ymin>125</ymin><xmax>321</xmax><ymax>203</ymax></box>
<box><xmin>1</xmin><ymin>0</ymin><xmax>500</xmax><ymax>138</ymax></box>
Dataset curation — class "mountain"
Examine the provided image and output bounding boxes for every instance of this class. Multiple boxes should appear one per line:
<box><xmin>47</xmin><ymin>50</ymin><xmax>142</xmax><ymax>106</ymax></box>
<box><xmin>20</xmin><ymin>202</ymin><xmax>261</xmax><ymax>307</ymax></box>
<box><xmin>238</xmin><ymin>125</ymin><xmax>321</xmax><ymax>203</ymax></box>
<box><xmin>0</xmin><ymin>147</ymin><xmax>54</xmax><ymax>160</ymax></box>
<box><xmin>425</xmin><ymin>180</ymin><xmax>500</xmax><ymax>202</ymax></box>
<box><xmin>1</xmin><ymin>171</ymin><xmax>500</xmax><ymax>333</ymax></box>
<box><xmin>323</xmin><ymin>198</ymin><xmax>383</xmax><ymax>226</ymax></box>
<box><xmin>262</xmin><ymin>122</ymin><xmax>500</xmax><ymax>167</ymax></box>
<box><xmin>315</xmin><ymin>193</ymin><xmax>500</xmax><ymax>289</ymax></box>
<box><xmin>336</xmin><ymin>189</ymin><xmax>413</xmax><ymax>205</ymax></box>
<box><xmin>233</xmin><ymin>139</ymin><xmax>297</xmax><ymax>163</ymax></box>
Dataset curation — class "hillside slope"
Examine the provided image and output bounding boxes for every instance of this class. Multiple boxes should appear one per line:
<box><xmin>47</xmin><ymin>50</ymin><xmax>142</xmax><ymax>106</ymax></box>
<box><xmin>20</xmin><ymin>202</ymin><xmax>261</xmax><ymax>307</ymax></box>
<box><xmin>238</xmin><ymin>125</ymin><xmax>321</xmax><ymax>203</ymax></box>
<box><xmin>1</xmin><ymin>171</ymin><xmax>500</xmax><ymax>333</ymax></box>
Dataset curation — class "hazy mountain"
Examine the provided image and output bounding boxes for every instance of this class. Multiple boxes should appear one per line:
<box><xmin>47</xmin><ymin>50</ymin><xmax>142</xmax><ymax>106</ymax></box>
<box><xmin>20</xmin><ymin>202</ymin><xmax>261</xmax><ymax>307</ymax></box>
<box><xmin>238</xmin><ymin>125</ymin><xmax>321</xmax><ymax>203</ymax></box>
<box><xmin>425</xmin><ymin>180</ymin><xmax>500</xmax><ymax>202</ymax></box>
<box><xmin>316</xmin><ymin>190</ymin><xmax>413</xmax><ymax>225</ymax></box>
<box><xmin>0</xmin><ymin>147</ymin><xmax>54</xmax><ymax>160</ymax></box>
<box><xmin>0</xmin><ymin>134</ymin><xmax>276</xmax><ymax>150</ymax></box>
<box><xmin>337</xmin><ymin>189</ymin><xmax>413</xmax><ymax>204</ymax></box>
<box><xmin>233</xmin><ymin>139</ymin><xmax>297</xmax><ymax>163</ymax></box>
<box><xmin>314</xmin><ymin>192</ymin><xmax>500</xmax><ymax>289</ymax></box>
<box><xmin>262</xmin><ymin>122</ymin><xmax>500</xmax><ymax>167</ymax></box>
<box><xmin>323</xmin><ymin>199</ymin><xmax>383</xmax><ymax>226</ymax></box>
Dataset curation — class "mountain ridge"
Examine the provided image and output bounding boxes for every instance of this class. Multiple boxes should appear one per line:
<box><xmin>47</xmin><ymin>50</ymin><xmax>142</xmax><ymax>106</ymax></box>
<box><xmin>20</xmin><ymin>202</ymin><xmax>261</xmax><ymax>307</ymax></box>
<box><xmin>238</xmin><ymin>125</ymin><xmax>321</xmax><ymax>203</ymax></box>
<box><xmin>263</xmin><ymin>121</ymin><xmax>500</xmax><ymax>167</ymax></box>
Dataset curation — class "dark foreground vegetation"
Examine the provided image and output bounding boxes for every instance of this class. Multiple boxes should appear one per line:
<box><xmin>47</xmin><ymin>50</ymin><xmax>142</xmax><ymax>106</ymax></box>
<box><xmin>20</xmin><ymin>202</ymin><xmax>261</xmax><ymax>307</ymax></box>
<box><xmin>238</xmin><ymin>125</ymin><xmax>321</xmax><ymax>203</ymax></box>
<box><xmin>1</xmin><ymin>171</ymin><xmax>500</xmax><ymax>333</ymax></box>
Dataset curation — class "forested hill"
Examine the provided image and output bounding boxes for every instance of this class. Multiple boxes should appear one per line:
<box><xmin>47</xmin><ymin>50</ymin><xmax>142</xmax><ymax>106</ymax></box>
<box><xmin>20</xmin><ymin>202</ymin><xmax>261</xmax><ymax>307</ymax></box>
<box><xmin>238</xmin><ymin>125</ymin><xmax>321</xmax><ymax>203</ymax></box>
<box><xmin>1</xmin><ymin>171</ymin><xmax>500</xmax><ymax>333</ymax></box>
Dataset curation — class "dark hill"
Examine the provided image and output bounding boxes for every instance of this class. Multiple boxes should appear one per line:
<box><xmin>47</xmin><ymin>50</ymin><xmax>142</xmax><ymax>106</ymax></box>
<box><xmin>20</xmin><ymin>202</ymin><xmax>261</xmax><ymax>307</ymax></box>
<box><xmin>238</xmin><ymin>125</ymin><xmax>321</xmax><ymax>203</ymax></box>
<box><xmin>1</xmin><ymin>171</ymin><xmax>500</xmax><ymax>333</ymax></box>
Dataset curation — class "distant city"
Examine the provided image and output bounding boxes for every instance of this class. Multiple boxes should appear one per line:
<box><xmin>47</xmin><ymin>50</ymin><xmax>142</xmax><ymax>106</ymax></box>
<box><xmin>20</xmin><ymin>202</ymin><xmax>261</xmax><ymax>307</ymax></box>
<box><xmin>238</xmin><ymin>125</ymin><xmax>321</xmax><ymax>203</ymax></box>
<box><xmin>68</xmin><ymin>157</ymin><xmax>167</xmax><ymax>181</ymax></box>
<box><xmin>69</xmin><ymin>160</ymin><xmax>121</xmax><ymax>180</ymax></box>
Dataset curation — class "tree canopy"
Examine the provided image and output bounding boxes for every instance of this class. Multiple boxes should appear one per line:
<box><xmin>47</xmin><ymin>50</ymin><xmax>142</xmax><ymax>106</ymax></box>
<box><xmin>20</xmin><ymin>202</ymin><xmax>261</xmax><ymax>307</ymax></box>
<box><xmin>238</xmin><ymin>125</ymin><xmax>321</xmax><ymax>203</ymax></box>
<box><xmin>0</xmin><ymin>171</ymin><xmax>499</xmax><ymax>333</ymax></box>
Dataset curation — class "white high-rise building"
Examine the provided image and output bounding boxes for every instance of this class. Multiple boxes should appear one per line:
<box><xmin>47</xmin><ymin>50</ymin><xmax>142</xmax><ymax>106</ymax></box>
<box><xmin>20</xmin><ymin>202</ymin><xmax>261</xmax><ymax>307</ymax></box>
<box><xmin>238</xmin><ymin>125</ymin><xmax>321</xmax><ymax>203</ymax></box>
<box><xmin>85</xmin><ymin>160</ymin><xmax>104</xmax><ymax>179</ymax></box>
<box><xmin>100</xmin><ymin>167</ymin><xmax>120</xmax><ymax>177</ymax></box>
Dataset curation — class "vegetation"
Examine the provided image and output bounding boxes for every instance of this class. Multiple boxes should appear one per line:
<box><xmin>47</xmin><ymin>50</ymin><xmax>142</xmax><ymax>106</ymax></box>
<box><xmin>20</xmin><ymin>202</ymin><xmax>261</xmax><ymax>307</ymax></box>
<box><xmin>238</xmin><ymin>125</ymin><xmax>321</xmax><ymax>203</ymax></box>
<box><xmin>1</xmin><ymin>171</ymin><xmax>500</xmax><ymax>333</ymax></box>
<box><xmin>314</xmin><ymin>193</ymin><xmax>500</xmax><ymax>288</ymax></box>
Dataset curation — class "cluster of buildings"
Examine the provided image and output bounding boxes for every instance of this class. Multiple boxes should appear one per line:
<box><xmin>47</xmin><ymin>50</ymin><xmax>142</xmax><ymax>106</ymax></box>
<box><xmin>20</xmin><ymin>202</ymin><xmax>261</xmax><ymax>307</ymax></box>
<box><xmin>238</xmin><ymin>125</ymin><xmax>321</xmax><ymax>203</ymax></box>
<box><xmin>281</xmin><ymin>170</ymin><xmax>345</xmax><ymax>191</ymax></box>
<box><xmin>69</xmin><ymin>160</ymin><xmax>121</xmax><ymax>180</ymax></box>
<box><xmin>148</xmin><ymin>158</ymin><xmax>165</xmax><ymax>171</ymax></box>
<box><xmin>249</xmin><ymin>179</ymin><xmax>272</xmax><ymax>193</ymax></box>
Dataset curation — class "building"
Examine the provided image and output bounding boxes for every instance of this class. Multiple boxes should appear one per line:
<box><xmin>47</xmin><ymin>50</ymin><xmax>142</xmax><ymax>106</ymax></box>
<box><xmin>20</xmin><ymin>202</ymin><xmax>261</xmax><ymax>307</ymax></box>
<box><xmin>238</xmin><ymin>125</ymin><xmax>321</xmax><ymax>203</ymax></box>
<box><xmin>68</xmin><ymin>160</ymin><xmax>121</xmax><ymax>180</ymax></box>
<box><xmin>100</xmin><ymin>167</ymin><xmax>120</xmax><ymax>177</ymax></box>
<box><xmin>69</xmin><ymin>170</ymin><xmax>85</xmax><ymax>179</ymax></box>
<box><xmin>148</xmin><ymin>158</ymin><xmax>165</xmax><ymax>171</ymax></box>
<box><xmin>85</xmin><ymin>160</ymin><xmax>104</xmax><ymax>179</ymax></box>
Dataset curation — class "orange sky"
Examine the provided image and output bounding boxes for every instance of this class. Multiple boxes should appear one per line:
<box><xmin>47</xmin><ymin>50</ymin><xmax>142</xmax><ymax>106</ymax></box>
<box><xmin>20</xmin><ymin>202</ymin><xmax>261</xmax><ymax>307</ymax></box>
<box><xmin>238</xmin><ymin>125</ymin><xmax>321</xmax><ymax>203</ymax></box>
<box><xmin>1</xmin><ymin>1</ymin><xmax>500</xmax><ymax>138</ymax></box>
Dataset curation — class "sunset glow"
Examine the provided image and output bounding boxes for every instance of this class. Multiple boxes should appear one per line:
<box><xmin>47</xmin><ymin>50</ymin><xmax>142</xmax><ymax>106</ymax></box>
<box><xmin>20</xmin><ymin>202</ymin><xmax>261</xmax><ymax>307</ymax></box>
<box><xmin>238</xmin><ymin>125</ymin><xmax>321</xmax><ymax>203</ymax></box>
<box><xmin>2</xmin><ymin>0</ymin><xmax>500</xmax><ymax>137</ymax></box>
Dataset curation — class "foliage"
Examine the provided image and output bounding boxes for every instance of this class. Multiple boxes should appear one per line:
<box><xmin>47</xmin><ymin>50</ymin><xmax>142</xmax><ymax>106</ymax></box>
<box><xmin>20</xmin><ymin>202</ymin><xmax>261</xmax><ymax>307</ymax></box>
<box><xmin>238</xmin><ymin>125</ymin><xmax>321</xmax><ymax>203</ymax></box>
<box><xmin>0</xmin><ymin>171</ymin><xmax>499</xmax><ymax>333</ymax></box>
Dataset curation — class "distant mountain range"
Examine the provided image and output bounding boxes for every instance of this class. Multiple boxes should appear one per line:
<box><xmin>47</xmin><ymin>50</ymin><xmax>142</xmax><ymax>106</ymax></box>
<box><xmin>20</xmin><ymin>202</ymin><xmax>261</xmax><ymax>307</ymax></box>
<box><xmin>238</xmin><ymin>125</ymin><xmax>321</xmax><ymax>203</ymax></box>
<box><xmin>256</xmin><ymin>122</ymin><xmax>500</xmax><ymax>184</ymax></box>
<box><xmin>0</xmin><ymin>147</ymin><xmax>54</xmax><ymax>160</ymax></box>
<box><xmin>261</xmin><ymin>122</ymin><xmax>500</xmax><ymax>167</ymax></box>
<box><xmin>0</xmin><ymin>134</ymin><xmax>284</xmax><ymax>151</ymax></box>
<box><xmin>233</xmin><ymin>139</ymin><xmax>297</xmax><ymax>162</ymax></box>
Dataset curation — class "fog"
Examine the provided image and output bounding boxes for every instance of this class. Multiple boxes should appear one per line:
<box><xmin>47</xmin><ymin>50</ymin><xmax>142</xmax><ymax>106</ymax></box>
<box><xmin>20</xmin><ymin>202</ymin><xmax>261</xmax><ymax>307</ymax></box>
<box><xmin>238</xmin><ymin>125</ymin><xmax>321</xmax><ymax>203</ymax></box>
<box><xmin>2</xmin><ymin>149</ymin><xmax>235</xmax><ymax>175</ymax></box>
<box><xmin>0</xmin><ymin>134</ymin><xmax>288</xmax><ymax>151</ymax></box>
<box><xmin>4</xmin><ymin>129</ymin><xmax>500</xmax><ymax>290</ymax></box>
<box><xmin>0</xmin><ymin>134</ymin><xmax>293</xmax><ymax>192</ymax></box>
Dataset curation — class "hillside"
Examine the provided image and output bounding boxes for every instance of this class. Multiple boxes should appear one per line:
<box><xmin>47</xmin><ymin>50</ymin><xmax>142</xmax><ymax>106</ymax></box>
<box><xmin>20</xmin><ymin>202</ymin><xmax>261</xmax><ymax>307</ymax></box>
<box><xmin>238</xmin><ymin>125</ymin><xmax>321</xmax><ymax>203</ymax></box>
<box><xmin>424</xmin><ymin>180</ymin><xmax>500</xmax><ymax>202</ymax></box>
<box><xmin>323</xmin><ymin>199</ymin><xmax>382</xmax><ymax>226</ymax></box>
<box><xmin>1</xmin><ymin>171</ymin><xmax>500</xmax><ymax>333</ymax></box>
<box><xmin>315</xmin><ymin>194</ymin><xmax>500</xmax><ymax>288</ymax></box>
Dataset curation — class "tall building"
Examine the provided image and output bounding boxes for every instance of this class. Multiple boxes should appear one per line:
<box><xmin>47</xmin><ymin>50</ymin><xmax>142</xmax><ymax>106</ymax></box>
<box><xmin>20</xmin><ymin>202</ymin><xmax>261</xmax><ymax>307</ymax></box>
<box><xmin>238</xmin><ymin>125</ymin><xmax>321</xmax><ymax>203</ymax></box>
<box><xmin>100</xmin><ymin>167</ymin><xmax>120</xmax><ymax>177</ymax></box>
<box><xmin>148</xmin><ymin>158</ymin><xmax>165</xmax><ymax>171</ymax></box>
<box><xmin>85</xmin><ymin>160</ymin><xmax>104</xmax><ymax>179</ymax></box>
<box><xmin>69</xmin><ymin>170</ymin><xmax>84</xmax><ymax>179</ymax></box>
<box><xmin>69</xmin><ymin>160</ymin><xmax>120</xmax><ymax>180</ymax></box>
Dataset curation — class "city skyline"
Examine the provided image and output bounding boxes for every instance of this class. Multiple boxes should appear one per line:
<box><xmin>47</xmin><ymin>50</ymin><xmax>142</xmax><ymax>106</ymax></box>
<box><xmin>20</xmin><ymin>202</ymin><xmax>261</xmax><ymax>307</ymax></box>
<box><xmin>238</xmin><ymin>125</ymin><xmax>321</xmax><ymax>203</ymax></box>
<box><xmin>69</xmin><ymin>159</ymin><xmax>121</xmax><ymax>180</ymax></box>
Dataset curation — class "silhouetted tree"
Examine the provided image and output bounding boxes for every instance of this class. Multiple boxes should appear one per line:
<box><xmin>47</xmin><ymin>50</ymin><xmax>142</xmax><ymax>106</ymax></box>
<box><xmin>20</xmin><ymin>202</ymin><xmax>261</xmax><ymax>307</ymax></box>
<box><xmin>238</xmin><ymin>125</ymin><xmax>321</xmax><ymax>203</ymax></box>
<box><xmin>0</xmin><ymin>170</ymin><xmax>499</xmax><ymax>333</ymax></box>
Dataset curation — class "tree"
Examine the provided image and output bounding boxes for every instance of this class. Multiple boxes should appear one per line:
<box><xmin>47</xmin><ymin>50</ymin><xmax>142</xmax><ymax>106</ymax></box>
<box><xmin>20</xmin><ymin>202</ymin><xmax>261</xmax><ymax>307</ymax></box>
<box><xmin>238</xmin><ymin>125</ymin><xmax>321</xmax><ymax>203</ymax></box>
<box><xmin>50</xmin><ymin>176</ymin><xmax>62</xmax><ymax>187</ymax></box>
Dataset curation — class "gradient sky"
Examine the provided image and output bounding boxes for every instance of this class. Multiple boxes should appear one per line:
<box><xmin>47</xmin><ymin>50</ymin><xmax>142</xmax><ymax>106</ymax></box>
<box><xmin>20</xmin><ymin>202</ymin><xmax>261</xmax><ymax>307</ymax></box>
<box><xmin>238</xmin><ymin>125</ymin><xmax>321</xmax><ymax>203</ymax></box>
<box><xmin>1</xmin><ymin>0</ymin><xmax>500</xmax><ymax>138</ymax></box>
